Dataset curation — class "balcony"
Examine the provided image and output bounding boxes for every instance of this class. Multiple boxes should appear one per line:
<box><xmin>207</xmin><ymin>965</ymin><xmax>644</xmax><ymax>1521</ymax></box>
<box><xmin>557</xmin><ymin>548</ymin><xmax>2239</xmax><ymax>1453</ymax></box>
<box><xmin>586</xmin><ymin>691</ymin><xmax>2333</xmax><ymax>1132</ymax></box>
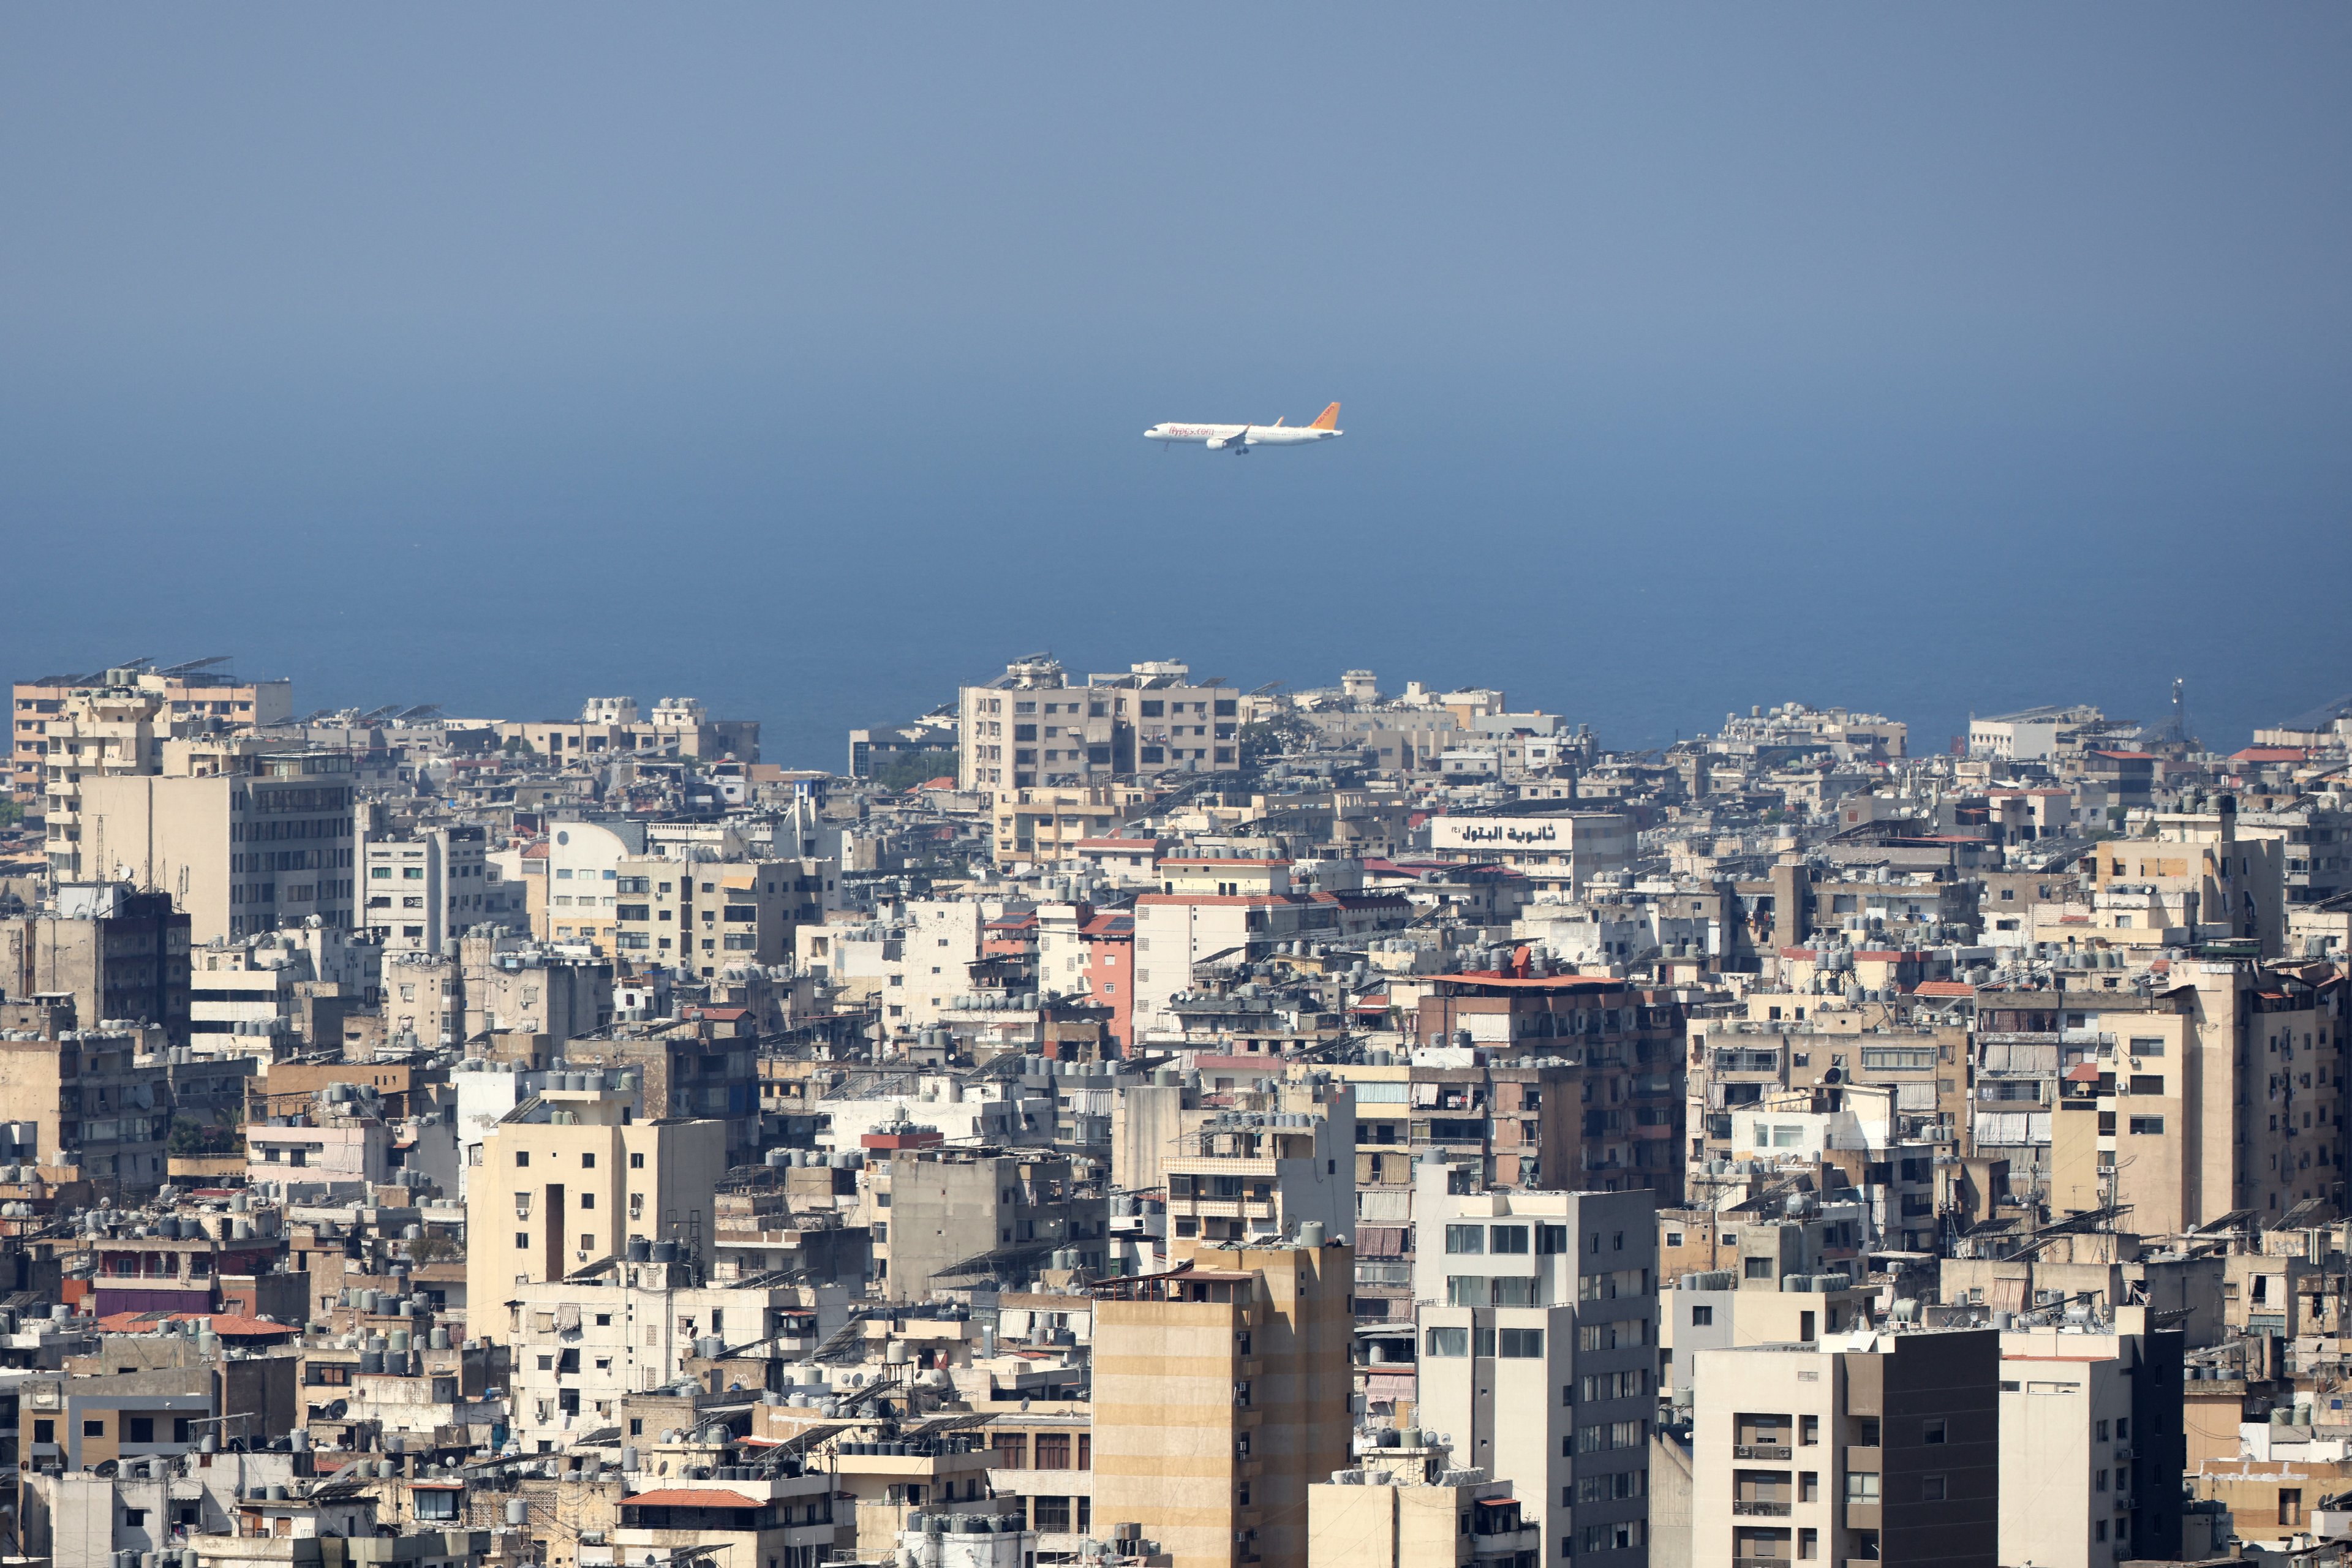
<box><xmin>1733</xmin><ymin>1501</ymin><xmax>1794</xmax><ymax>1517</ymax></box>
<box><xmin>1734</xmin><ymin>1445</ymin><xmax>1792</xmax><ymax>1461</ymax></box>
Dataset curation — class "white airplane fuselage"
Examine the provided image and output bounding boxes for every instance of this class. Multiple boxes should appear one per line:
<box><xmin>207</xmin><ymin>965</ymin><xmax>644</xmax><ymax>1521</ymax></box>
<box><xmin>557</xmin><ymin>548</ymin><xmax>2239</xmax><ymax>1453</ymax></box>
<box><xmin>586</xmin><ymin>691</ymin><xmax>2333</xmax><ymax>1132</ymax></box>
<box><xmin>1144</xmin><ymin>409</ymin><xmax>1343</xmax><ymax>453</ymax></box>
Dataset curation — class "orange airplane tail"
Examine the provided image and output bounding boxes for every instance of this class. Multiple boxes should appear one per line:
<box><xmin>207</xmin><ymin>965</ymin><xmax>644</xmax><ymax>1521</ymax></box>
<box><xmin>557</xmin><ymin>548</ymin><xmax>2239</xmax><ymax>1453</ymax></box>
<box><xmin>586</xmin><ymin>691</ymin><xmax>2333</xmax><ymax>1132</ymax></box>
<box><xmin>1309</xmin><ymin>401</ymin><xmax>1341</xmax><ymax>430</ymax></box>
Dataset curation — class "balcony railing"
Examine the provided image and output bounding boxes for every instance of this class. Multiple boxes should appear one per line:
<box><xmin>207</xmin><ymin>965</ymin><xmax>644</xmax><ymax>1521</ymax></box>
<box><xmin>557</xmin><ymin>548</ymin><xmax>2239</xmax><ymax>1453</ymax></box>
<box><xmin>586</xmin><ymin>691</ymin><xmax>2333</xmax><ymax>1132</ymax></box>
<box><xmin>1733</xmin><ymin>1444</ymin><xmax>1792</xmax><ymax>1461</ymax></box>
<box><xmin>1733</xmin><ymin>1501</ymin><xmax>1794</xmax><ymax>1517</ymax></box>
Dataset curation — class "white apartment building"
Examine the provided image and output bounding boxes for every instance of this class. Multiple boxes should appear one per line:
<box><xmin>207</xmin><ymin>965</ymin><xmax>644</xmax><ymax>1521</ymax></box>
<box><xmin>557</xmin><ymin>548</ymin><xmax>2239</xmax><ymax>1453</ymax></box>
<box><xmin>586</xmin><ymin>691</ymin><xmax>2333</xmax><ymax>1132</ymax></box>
<box><xmin>359</xmin><ymin>824</ymin><xmax>490</xmax><ymax>953</ymax></box>
<box><xmin>1413</xmin><ymin>1165</ymin><xmax>1658</xmax><ymax>1568</ymax></box>
<box><xmin>502</xmin><ymin>1268</ymin><xmax>848</xmax><ymax>1449</ymax></box>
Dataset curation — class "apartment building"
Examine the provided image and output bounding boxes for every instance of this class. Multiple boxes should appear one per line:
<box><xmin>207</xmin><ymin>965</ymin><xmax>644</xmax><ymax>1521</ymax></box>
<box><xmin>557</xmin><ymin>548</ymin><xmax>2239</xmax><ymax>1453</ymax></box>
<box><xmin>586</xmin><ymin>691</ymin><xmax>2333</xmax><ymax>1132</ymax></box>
<box><xmin>0</xmin><ymin>883</ymin><xmax>192</xmax><ymax>1047</ymax></box>
<box><xmin>0</xmin><ymin>1003</ymin><xmax>173</xmax><ymax>1196</ymax></box>
<box><xmin>501</xmin><ymin>1267</ymin><xmax>841</xmax><ymax>1443</ymax></box>
<box><xmin>539</xmin><ymin>820</ymin><xmax>647</xmax><ymax>951</ymax></box>
<box><xmin>1091</xmin><ymin>1240</ymin><xmax>1355</xmax><ymax>1568</ymax></box>
<box><xmin>78</xmin><ymin>751</ymin><xmax>358</xmax><ymax>943</ymax></box>
<box><xmin>1997</xmin><ymin>1317</ymin><xmax>2187</xmax><ymax>1568</ymax></box>
<box><xmin>464</xmin><ymin>1077</ymin><xmax>726</xmax><ymax>1325</ymax></box>
<box><xmin>1660</xmin><ymin>1268</ymin><xmax>1872</xmax><ymax>1409</ymax></box>
<box><xmin>359</xmin><ymin>824</ymin><xmax>489</xmax><ymax>953</ymax></box>
<box><xmin>956</xmin><ymin>654</ymin><xmax>1268</xmax><ymax>792</ymax></box>
<box><xmin>494</xmin><ymin>695</ymin><xmax>758</xmax><ymax>761</ymax></box>
<box><xmin>1411</xmin><ymin>971</ymin><xmax>1687</xmax><ymax>1199</ymax></box>
<box><xmin>613</xmin><ymin>853</ymin><xmax>834</xmax><ymax>978</ymax></box>
<box><xmin>1690</xmin><ymin>1328</ymin><xmax>1999</xmax><ymax>1568</ymax></box>
<box><xmin>1332</xmin><ymin>1058</ymin><xmax>1590</xmax><ymax>1325</ymax></box>
<box><xmin>10</xmin><ymin>663</ymin><xmax>290</xmax><ymax>812</ymax></box>
<box><xmin>1414</xmin><ymin>1170</ymin><xmax>1658</xmax><ymax>1568</ymax></box>
<box><xmin>868</xmin><ymin>1147</ymin><xmax>1104</xmax><ymax>1302</ymax></box>
<box><xmin>2092</xmin><ymin>797</ymin><xmax>2285</xmax><ymax>956</ymax></box>
<box><xmin>1310</xmin><ymin>1430</ymin><xmax>1542</xmax><ymax>1568</ymax></box>
<box><xmin>1164</xmin><ymin>1085</ymin><xmax>1355</xmax><ymax>1256</ymax></box>
<box><xmin>2044</xmin><ymin>960</ymin><xmax>2346</xmax><ymax>1232</ymax></box>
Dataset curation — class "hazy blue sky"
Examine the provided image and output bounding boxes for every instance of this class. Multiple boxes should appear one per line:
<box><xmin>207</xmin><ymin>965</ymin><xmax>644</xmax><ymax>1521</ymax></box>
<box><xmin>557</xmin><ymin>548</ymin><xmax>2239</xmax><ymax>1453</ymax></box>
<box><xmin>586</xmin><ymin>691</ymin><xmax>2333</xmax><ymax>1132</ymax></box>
<box><xmin>6</xmin><ymin>8</ymin><xmax>2348</xmax><ymax>766</ymax></box>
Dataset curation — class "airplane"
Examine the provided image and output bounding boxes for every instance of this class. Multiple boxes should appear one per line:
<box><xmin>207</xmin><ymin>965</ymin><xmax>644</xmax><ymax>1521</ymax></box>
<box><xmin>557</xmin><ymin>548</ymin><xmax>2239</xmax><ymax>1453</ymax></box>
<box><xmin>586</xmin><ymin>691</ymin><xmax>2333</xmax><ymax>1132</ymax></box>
<box><xmin>1145</xmin><ymin>402</ymin><xmax>1343</xmax><ymax>453</ymax></box>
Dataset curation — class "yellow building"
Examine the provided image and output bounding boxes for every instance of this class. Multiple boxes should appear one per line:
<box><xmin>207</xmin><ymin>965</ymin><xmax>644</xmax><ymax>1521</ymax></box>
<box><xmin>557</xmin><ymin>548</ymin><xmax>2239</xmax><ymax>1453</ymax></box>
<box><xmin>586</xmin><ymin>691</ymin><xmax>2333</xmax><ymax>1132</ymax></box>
<box><xmin>1092</xmin><ymin>1241</ymin><xmax>1354</xmax><ymax>1568</ymax></box>
<box><xmin>466</xmin><ymin>1076</ymin><xmax>725</xmax><ymax>1334</ymax></box>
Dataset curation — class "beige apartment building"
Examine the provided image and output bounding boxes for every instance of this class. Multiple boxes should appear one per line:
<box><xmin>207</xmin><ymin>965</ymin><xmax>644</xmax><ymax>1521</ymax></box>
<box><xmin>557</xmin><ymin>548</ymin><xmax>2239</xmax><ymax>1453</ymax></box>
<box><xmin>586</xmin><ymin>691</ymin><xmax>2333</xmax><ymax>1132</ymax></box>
<box><xmin>957</xmin><ymin>654</ymin><xmax>1270</xmax><ymax>793</ymax></box>
<box><xmin>465</xmin><ymin>1078</ymin><xmax>726</xmax><ymax>1325</ymax></box>
<box><xmin>1690</xmin><ymin>1328</ymin><xmax>1999</xmax><ymax>1568</ymax></box>
<box><xmin>2043</xmin><ymin>959</ymin><xmax>2346</xmax><ymax>1234</ymax></box>
<box><xmin>1309</xmin><ymin>1431</ymin><xmax>1541</xmax><ymax>1568</ymax></box>
<box><xmin>2092</xmin><ymin>796</ymin><xmax>2285</xmax><ymax>956</ymax></box>
<box><xmin>77</xmin><ymin>752</ymin><xmax>357</xmax><ymax>943</ymax></box>
<box><xmin>993</xmin><ymin>785</ymin><xmax>1155</xmax><ymax>867</ymax></box>
<box><xmin>1091</xmin><ymin>1242</ymin><xmax>1354</xmax><ymax>1568</ymax></box>
<box><xmin>614</xmin><ymin>854</ymin><xmax>834</xmax><ymax>976</ymax></box>
<box><xmin>11</xmin><ymin>663</ymin><xmax>290</xmax><ymax>810</ymax></box>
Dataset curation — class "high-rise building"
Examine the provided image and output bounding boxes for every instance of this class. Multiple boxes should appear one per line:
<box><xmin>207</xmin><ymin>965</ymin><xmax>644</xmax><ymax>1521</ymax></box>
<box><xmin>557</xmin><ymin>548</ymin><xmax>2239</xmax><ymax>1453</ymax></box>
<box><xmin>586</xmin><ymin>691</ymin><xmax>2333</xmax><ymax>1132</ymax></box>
<box><xmin>2037</xmin><ymin>958</ymin><xmax>2347</xmax><ymax>1232</ymax></box>
<box><xmin>1690</xmin><ymin>1328</ymin><xmax>1999</xmax><ymax>1568</ymax></box>
<box><xmin>1092</xmin><ymin>1240</ymin><xmax>1355</xmax><ymax>1568</ymax></box>
<box><xmin>77</xmin><ymin>752</ymin><xmax>357</xmax><ymax>943</ymax></box>
<box><xmin>1998</xmin><ymin>1316</ymin><xmax>2185</xmax><ymax>1568</ymax></box>
<box><xmin>1413</xmin><ymin>1168</ymin><xmax>1657</xmax><ymax>1568</ymax></box>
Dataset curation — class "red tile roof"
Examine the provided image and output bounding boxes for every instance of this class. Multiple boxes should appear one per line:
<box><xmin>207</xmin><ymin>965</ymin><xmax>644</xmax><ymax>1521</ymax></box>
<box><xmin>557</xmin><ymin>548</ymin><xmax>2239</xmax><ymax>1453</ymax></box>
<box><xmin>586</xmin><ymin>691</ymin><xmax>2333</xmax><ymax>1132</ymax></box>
<box><xmin>624</xmin><ymin>1490</ymin><xmax>765</xmax><ymax>1509</ymax></box>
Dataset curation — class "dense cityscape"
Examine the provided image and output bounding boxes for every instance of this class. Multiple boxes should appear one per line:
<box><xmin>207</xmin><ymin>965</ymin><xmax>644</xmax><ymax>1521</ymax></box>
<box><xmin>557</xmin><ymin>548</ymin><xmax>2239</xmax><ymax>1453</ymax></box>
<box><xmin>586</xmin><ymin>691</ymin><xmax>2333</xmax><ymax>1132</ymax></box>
<box><xmin>0</xmin><ymin>652</ymin><xmax>2345</xmax><ymax>1568</ymax></box>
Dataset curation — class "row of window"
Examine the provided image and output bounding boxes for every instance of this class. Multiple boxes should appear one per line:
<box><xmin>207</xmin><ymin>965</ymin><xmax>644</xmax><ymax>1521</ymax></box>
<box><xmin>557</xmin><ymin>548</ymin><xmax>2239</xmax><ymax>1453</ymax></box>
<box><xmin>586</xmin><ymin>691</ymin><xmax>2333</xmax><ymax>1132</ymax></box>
<box><xmin>1424</xmin><ymin>1325</ymin><xmax>1546</xmax><ymax>1358</ymax></box>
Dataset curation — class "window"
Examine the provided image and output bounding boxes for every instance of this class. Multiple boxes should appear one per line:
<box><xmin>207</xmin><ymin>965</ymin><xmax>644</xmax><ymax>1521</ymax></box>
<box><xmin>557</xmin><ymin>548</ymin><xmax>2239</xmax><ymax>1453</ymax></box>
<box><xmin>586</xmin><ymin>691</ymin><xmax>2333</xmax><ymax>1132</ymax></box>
<box><xmin>1537</xmin><ymin>1224</ymin><xmax>1569</xmax><ymax>1254</ymax></box>
<box><xmin>124</xmin><ymin>1509</ymin><xmax>148</xmax><ymax>1527</ymax></box>
<box><xmin>1446</xmin><ymin>1276</ymin><xmax>1488</xmax><ymax>1307</ymax></box>
<box><xmin>128</xmin><ymin>1417</ymin><xmax>154</xmax><ymax>1443</ymax></box>
<box><xmin>1425</xmin><ymin>1327</ymin><xmax>1469</xmax><ymax>1357</ymax></box>
<box><xmin>83</xmin><ymin>1419</ymin><xmax>105</xmax><ymax>1438</ymax></box>
<box><xmin>415</xmin><ymin>1489</ymin><xmax>458</xmax><ymax>1521</ymax></box>
<box><xmin>32</xmin><ymin>1420</ymin><xmax>52</xmax><ymax>1444</ymax></box>
<box><xmin>1845</xmin><ymin>1472</ymin><xmax>1879</xmax><ymax>1502</ymax></box>
<box><xmin>1444</xmin><ymin>1224</ymin><xmax>1485</xmax><ymax>1254</ymax></box>
<box><xmin>1855</xmin><ymin>1417</ymin><xmax>1880</xmax><ymax>1446</ymax></box>
<box><xmin>630</xmin><ymin>1153</ymin><xmax>645</xmax><ymax>1169</ymax></box>
<box><xmin>1033</xmin><ymin>1496</ymin><xmax>1072</xmax><ymax>1532</ymax></box>
<box><xmin>1034</xmin><ymin>1433</ymin><xmax>1071</xmax><ymax>1468</ymax></box>
<box><xmin>1498</xmin><ymin>1328</ymin><xmax>1545</xmax><ymax>1358</ymax></box>
<box><xmin>516</xmin><ymin>1232</ymin><xmax>530</xmax><ymax>1248</ymax></box>
<box><xmin>516</xmin><ymin>1150</ymin><xmax>530</xmax><ymax>1166</ymax></box>
<box><xmin>1490</xmin><ymin>1225</ymin><xmax>1529</xmax><ymax>1254</ymax></box>
<box><xmin>1923</xmin><ymin>1418</ymin><xmax>1946</xmax><ymax>1445</ymax></box>
<box><xmin>2128</xmin><ymin>1116</ymin><xmax>2165</xmax><ymax>1136</ymax></box>
<box><xmin>1921</xmin><ymin>1475</ymin><xmax>1946</xmax><ymax>1501</ymax></box>
<box><xmin>1691</xmin><ymin>1305</ymin><xmax>1714</xmax><ymax>1326</ymax></box>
